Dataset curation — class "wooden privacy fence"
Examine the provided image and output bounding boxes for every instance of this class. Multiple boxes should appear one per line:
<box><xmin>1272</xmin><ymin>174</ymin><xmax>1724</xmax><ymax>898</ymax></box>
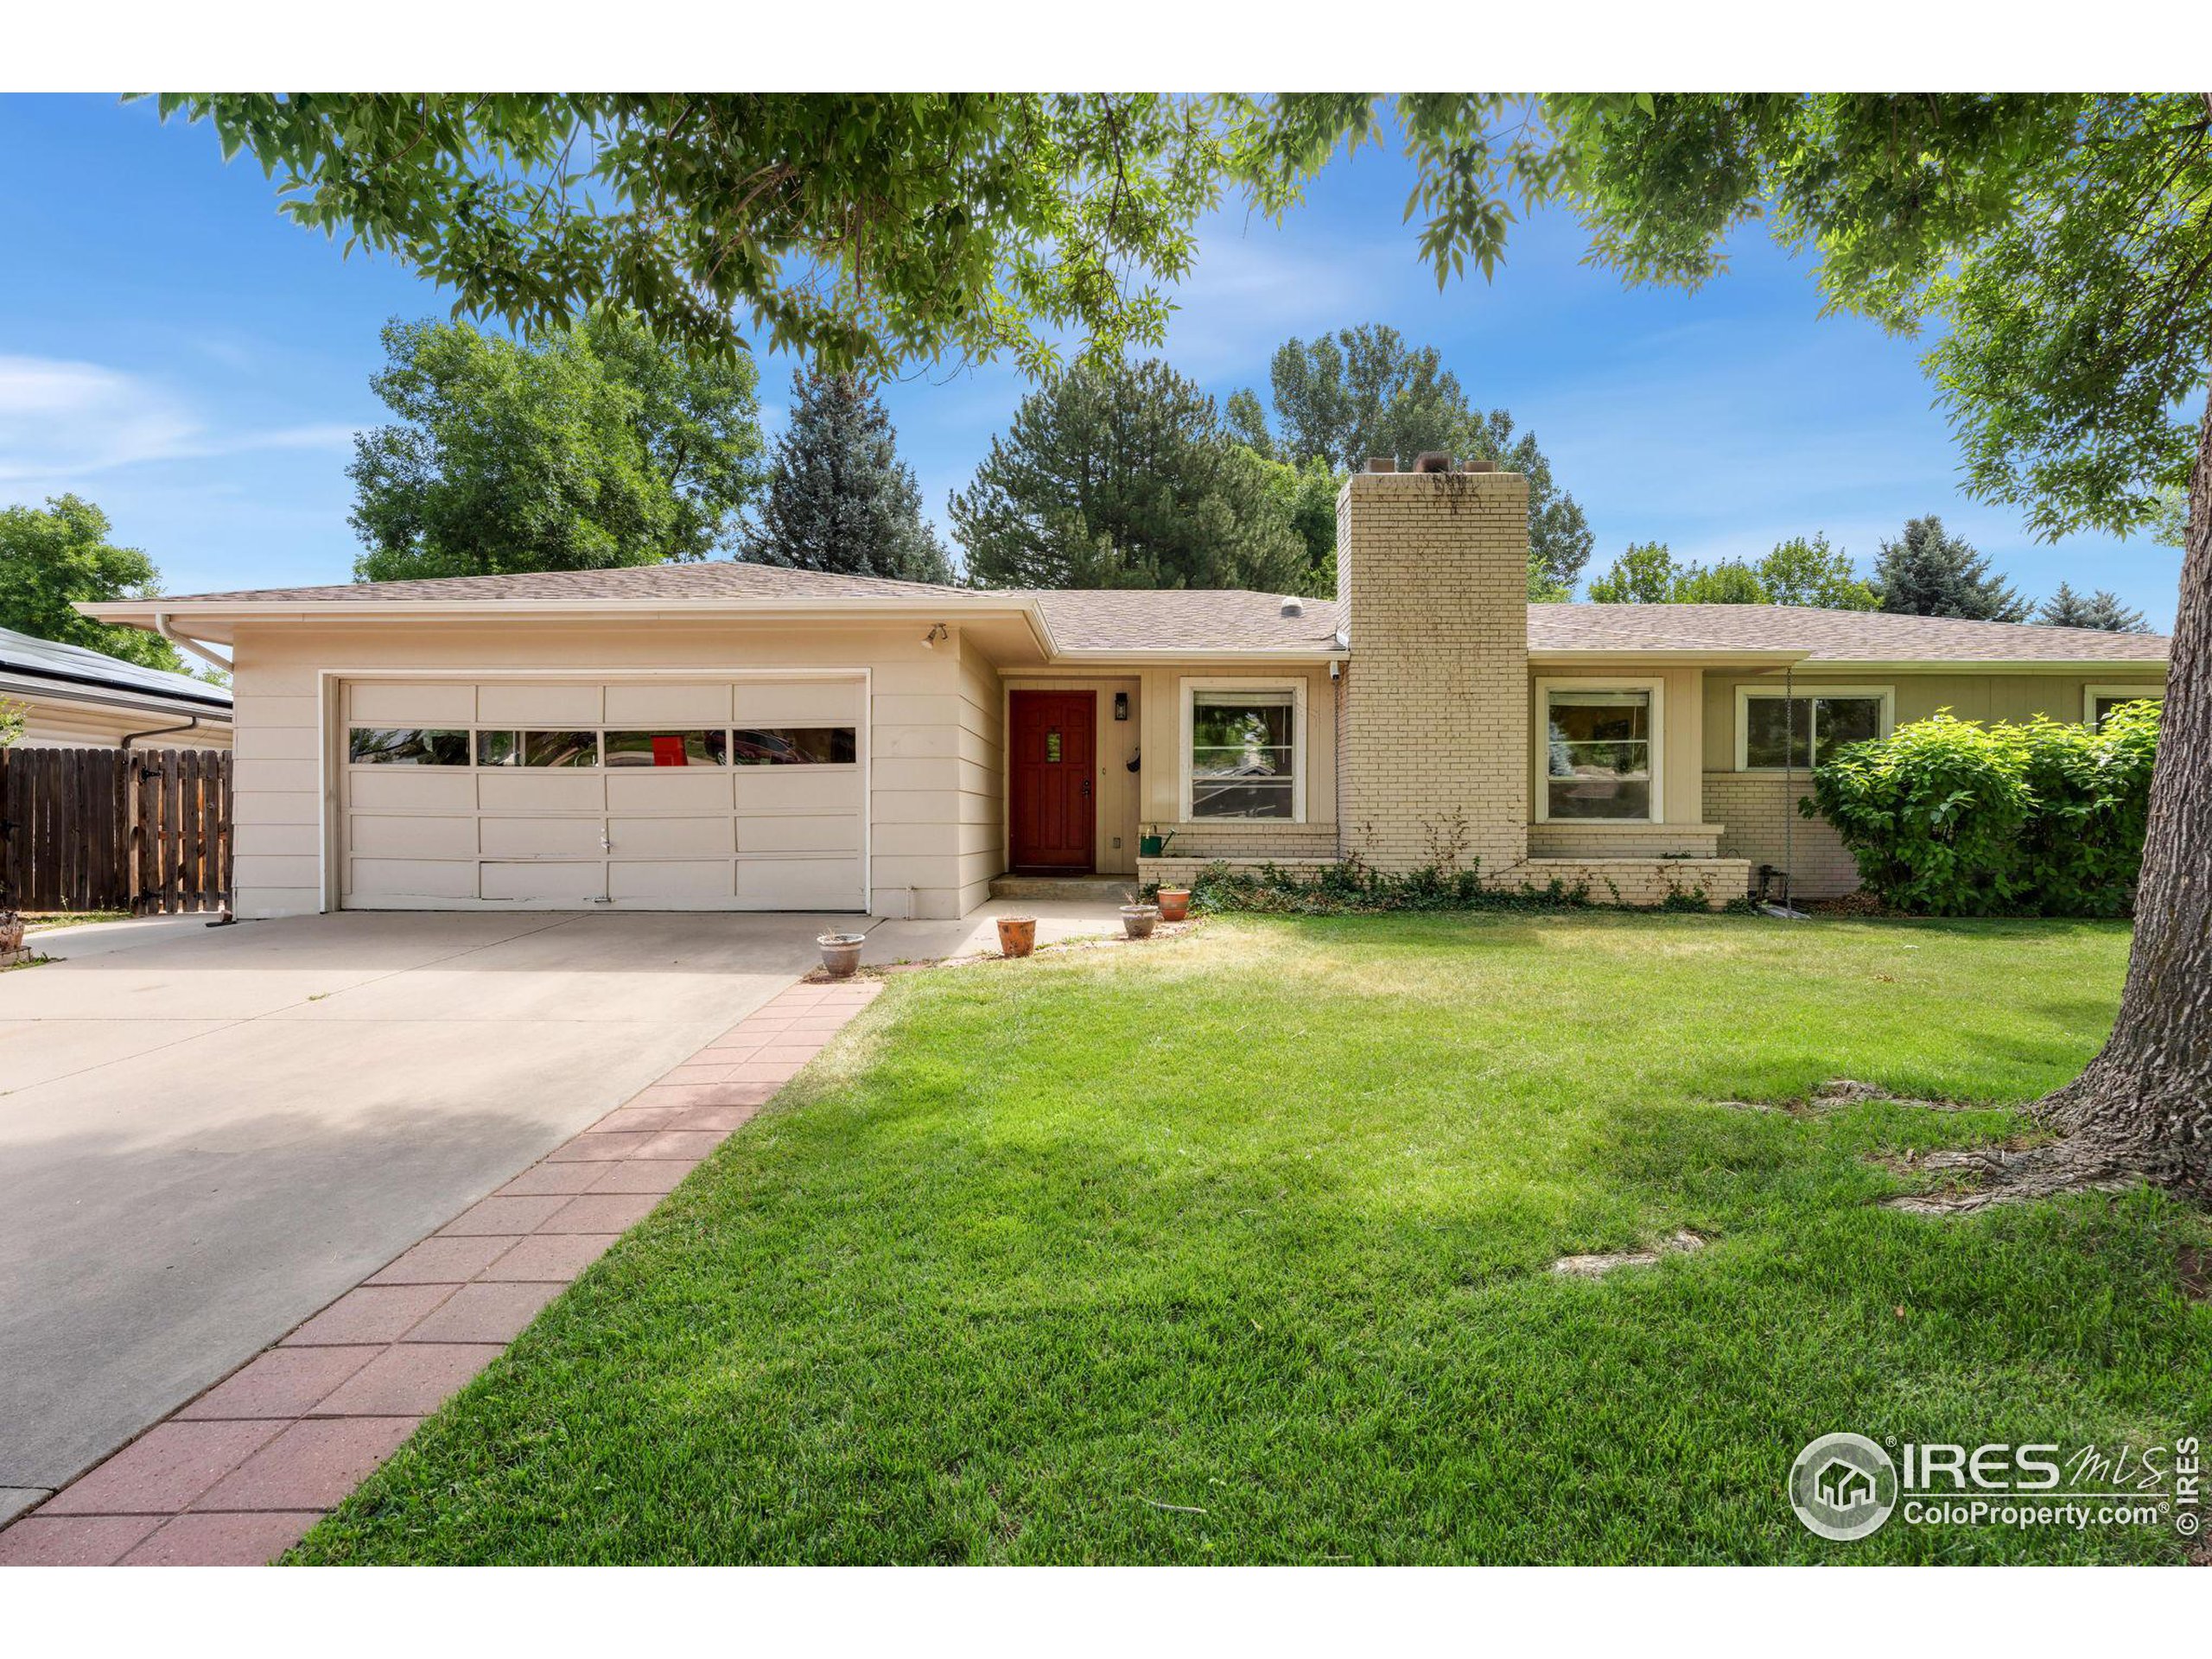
<box><xmin>0</xmin><ymin>747</ymin><xmax>233</xmax><ymax>915</ymax></box>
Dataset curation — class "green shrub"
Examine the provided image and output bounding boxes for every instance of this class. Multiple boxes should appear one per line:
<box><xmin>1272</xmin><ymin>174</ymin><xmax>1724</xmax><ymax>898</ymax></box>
<box><xmin>1805</xmin><ymin>702</ymin><xmax>2158</xmax><ymax>916</ymax></box>
<box><xmin>1173</xmin><ymin>858</ymin><xmax>1726</xmax><ymax>917</ymax></box>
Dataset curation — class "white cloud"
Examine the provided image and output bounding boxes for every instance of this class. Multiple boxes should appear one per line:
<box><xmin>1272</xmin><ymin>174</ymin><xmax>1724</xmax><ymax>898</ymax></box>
<box><xmin>0</xmin><ymin>354</ymin><xmax>355</xmax><ymax>485</ymax></box>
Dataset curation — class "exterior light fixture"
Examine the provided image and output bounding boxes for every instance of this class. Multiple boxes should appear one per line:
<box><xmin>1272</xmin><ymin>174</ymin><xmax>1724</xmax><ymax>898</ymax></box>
<box><xmin>924</xmin><ymin>623</ymin><xmax>950</xmax><ymax>648</ymax></box>
<box><xmin>1114</xmin><ymin>692</ymin><xmax>1129</xmax><ymax>721</ymax></box>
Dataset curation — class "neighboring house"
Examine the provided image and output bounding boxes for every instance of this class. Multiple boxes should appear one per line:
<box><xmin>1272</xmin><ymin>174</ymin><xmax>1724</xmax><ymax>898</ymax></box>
<box><xmin>79</xmin><ymin>467</ymin><xmax>2166</xmax><ymax>919</ymax></box>
<box><xmin>0</xmin><ymin>625</ymin><xmax>232</xmax><ymax>750</ymax></box>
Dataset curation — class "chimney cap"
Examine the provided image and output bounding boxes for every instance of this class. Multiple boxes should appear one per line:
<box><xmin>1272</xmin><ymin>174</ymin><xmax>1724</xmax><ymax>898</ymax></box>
<box><xmin>1363</xmin><ymin>457</ymin><xmax>1396</xmax><ymax>474</ymax></box>
<box><xmin>1413</xmin><ymin>451</ymin><xmax>1452</xmax><ymax>474</ymax></box>
<box><xmin>1461</xmin><ymin>457</ymin><xmax>1497</xmax><ymax>474</ymax></box>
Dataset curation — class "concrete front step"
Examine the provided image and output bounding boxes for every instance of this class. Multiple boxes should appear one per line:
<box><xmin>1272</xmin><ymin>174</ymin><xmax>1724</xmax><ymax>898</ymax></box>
<box><xmin>987</xmin><ymin>874</ymin><xmax>1144</xmax><ymax>903</ymax></box>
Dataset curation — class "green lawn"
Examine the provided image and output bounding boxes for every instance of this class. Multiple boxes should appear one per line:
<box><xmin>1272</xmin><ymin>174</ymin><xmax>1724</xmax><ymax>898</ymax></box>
<box><xmin>296</xmin><ymin>912</ymin><xmax>2210</xmax><ymax>1565</ymax></box>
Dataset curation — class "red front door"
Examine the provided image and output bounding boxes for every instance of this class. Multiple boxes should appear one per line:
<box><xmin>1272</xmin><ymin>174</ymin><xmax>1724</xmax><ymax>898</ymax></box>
<box><xmin>1008</xmin><ymin>690</ymin><xmax>1096</xmax><ymax>874</ymax></box>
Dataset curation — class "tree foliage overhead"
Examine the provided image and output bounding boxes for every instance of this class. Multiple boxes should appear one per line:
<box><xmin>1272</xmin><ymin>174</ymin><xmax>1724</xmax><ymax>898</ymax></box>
<box><xmin>1584</xmin><ymin>533</ymin><xmax>1877</xmax><ymax>608</ymax></box>
<box><xmin>156</xmin><ymin>95</ymin><xmax>1234</xmax><ymax>381</ymax></box>
<box><xmin>349</xmin><ymin>309</ymin><xmax>765</xmax><ymax>582</ymax></box>
<box><xmin>0</xmin><ymin>494</ymin><xmax>189</xmax><ymax>672</ymax></box>
<box><xmin>2035</xmin><ymin>582</ymin><xmax>2152</xmax><ymax>633</ymax></box>
<box><xmin>1869</xmin><ymin>515</ymin><xmax>2029</xmax><ymax>621</ymax></box>
<box><xmin>741</xmin><ymin>369</ymin><xmax>951</xmax><ymax>584</ymax></box>
<box><xmin>1230</xmin><ymin>324</ymin><xmax>1592</xmax><ymax>598</ymax></box>
<box><xmin>950</xmin><ymin>359</ymin><xmax>1307</xmax><ymax>594</ymax></box>
<box><xmin>163</xmin><ymin>92</ymin><xmax>2212</xmax><ymax>543</ymax></box>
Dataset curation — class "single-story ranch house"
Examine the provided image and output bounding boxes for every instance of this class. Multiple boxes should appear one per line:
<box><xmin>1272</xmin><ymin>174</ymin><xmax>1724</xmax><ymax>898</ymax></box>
<box><xmin>83</xmin><ymin>466</ymin><xmax>2168</xmax><ymax>918</ymax></box>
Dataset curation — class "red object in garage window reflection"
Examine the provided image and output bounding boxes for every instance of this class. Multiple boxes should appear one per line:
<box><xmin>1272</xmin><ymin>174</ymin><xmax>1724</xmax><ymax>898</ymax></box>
<box><xmin>651</xmin><ymin>734</ymin><xmax>688</xmax><ymax>766</ymax></box>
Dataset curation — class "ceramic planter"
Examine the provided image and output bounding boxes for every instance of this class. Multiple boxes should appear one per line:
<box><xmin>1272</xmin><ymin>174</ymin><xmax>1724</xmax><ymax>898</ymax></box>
<box><xmin>1154</xmin><ymin>887</ymin><xmax>1192</xmax><ymax>923</ymax></box>
<box><xmin>1120</xmin><ymin>903</ymin><xmax>1159</xmax><ymax>940</ymax></box>
<box><xmin>996</xmin><ymin>916</ymin><xmax>1038</xmax><ymax>958</ymax></box>
<box><xmin>817</xmin><ymin>931</ymin><xmax>866</xmax><ymax>978</ymax></box>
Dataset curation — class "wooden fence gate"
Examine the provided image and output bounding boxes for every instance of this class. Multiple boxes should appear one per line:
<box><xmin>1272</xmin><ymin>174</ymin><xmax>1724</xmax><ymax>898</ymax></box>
<box><xmin>0</xmin><ymin>747</ymin><xmax>234</xmax><ymax>915</ymax></box>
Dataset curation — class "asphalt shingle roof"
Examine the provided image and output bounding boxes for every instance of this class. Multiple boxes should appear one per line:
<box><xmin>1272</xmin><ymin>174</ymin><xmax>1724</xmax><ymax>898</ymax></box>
<box><xmin>146</xmin><ymin>562</ymin><xmax>2168</xmax><ymax>664</ymax></box>
<box><xmin>1528</xmin><ymin>602</ymin><xmax>2170</xmax><ymax>663</ymax></box>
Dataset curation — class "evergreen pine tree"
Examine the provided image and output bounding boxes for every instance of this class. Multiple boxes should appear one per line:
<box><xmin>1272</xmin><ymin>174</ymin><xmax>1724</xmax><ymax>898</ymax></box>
<box><xmin>742</xmin><ymin>370</ymin><xmax>953</xmax><ymax>583</ymax></box>
<box><xmin>2035</xmin><ymin>581</ymin><xmax>2152</xmax><ymax>632</ymax></box>
<box><xmin>1870</xmin><ymin>515</ymin><xmax>2030</xmax><ymax>620</ymax></box>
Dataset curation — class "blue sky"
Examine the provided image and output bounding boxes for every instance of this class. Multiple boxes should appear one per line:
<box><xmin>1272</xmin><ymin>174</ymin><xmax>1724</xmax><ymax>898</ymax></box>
<box><xmin>0</xmin><ymin>93</ymin><xmax>2184</xmax><ymax>628</ymax></box>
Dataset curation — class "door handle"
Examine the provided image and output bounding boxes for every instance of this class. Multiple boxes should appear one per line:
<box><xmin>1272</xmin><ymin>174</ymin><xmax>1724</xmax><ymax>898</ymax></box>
<box><xmin>1080</xmin><ymin>779</ymin><xmax>1092</xmax><ymax>799</ymax></box>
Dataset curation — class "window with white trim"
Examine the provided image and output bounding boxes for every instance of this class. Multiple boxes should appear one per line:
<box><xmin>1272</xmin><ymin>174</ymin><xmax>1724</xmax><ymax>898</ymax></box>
<box><xmin>2084</xmin><ymin>686</ymin><xmax>2163</xmax><ymax>731</ymax></box>
<box><xmin>1543</xmin><ymin>687</ymin><xmax>1657</xmax><ymax>821</ymax></box>
<box><xmin>1184</xmin><ymin>683</ymin><xmax>1302</xmax><ymax>821</ymax></box>
<box><xmin>1736</xmin><ymin>687</ymin><xmax>1892</xmax><ymax>771</ymax></box>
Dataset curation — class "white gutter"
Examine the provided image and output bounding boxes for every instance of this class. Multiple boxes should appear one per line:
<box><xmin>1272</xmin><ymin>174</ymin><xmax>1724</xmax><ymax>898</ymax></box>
<box><xmin>153</xmin><ymin>612</ymin><xmax>234</xmax><ymax>675</ymax></box>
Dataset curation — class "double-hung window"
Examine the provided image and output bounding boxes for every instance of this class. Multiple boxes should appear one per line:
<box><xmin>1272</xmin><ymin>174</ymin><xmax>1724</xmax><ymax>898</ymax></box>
<box><xmin>1185</xmin><ymin>683</ymin><xmax>1301</xmax><ymax>821</ymax></box>
<box><xmin>1736</xmin><ymin>687</ymin><xmax>1892</xmax><ymax>771</ymax></box>
<box><xmin>2083</xmin><ymin>686</ymin><xmax>2164</xmax><ymax>731</ymax></box>
<box><xmin>1541</xmin><ymin>685</ymin><xmax>1659</xmax><ymax>821</ymax></box>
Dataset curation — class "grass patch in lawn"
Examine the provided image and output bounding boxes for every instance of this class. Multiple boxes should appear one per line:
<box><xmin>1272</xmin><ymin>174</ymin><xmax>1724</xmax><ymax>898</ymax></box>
<box><xmin>296</xmin><ymin>912</ymin><xmax>2212</xmax><ymax>1565</ymax></box>
<box><xmin>21</xmin><ymin>910</ymin><xmax>130</xmax><ymax>931</ymax></box>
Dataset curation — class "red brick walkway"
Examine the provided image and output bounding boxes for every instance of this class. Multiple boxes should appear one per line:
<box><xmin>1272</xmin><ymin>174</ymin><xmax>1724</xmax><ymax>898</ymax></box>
<box><xmin>0</xmin><ymin>976</ymin><xmax>882</xmax><ymax>1567</ymax></box>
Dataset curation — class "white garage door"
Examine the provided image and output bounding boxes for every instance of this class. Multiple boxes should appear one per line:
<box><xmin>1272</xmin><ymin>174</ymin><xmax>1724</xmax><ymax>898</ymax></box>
<box><xmin>337</xmin><ymin>677</ymin><xmax>866</xmax><ymax>911</ymax></box>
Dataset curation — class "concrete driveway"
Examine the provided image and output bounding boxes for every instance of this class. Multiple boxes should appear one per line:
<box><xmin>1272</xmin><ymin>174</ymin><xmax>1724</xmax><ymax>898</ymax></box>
<box><xmin>0</xmin><ymin>911</ymin><xmax>834</xmax><ymax>1518</ymax></box>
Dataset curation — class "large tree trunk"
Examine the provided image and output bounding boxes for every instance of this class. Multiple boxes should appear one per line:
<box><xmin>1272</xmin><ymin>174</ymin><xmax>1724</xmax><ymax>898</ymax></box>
<box><xmin>2024</xmin><ymin>389</ymin><xmax>2212</xmax><ymax>1202</ymax></box>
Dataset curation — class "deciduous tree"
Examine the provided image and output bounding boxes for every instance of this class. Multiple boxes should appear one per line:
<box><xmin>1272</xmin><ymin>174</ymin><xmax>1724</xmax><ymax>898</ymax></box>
<box><xmin>0</xmin><ymin>494</ymin><xmax>188</xmax><ymax>672</ymax></box>
<box><xmin>1232</xmin><ymin>325</ymin><xmax>1592</xmax><ymax>598</ymax></box>
<box><xmin>349</xmin><ymin>310</ymin><xmax>764</xmax><ymax>582</ymax></box>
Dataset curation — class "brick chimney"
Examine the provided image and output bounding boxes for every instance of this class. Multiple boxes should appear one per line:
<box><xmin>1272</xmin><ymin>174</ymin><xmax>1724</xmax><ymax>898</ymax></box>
<box><xmin>1334</xmin><ymin>466</ymin><xmax>1530</xmax><ymax>874</ymax></box>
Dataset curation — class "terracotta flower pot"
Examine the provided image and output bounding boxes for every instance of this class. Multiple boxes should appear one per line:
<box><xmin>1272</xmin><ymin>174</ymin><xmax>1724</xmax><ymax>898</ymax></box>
<box><xmin>817</xmin><ymin>932</ymin><xmax>865</xmax><ymax>978</ymax></box>
<box><xmin>996</xmin><ymin>916</ymin><xmax>1038</xmax><ymax>958</ymax></box>
<box><xmin>1120</xmin><ymin>903</ymin><xmax>1159</xmax><ymax>940</ymax></box>
<box><xmin>1154</xmin><ymin>887</ymin><xmax>1192</xmax><ymax>923</ymax></box>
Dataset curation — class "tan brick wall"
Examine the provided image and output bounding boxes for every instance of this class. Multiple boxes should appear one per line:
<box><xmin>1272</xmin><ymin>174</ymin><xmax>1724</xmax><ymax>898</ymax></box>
<box><xmin>1528</xmin><ymin>823</ymin><xmax>1723</xmax><ymax>859</ymax></box>
<box><xmin>1703</xmin><ymin>772</ymin><xmax>1860</xmax><ymax>897</ymax></box>
<box><xmin>1335</xmin><ymin>470</ymin><xmax>1529</xmax><ymax>874</ymax></box>
<box><xmin>1151</xmin><ymin>822</ymin><xmax>1339</xmax><ymax>861</ymax></box>
<box><xmin>1138</xmin><ymin>855</ymin><xmax>1336</xmax><ymax>889</ymax></box>
<box><xmin>1520</xmin><ymin>857</ymin><xmax>1752</xmax><ymax>909</ymax></box>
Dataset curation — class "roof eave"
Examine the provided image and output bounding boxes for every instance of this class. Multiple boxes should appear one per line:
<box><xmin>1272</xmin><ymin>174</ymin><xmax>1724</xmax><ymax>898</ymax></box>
<box><xmin>1046</xmin><ymin>645</ymin><xmax>1349</xmax><ymax>664</ymax></box>
<box><xmin>1788</xmin><ymin>657</ymin><xmax>2171</xmax><ymax>674</ymax></box>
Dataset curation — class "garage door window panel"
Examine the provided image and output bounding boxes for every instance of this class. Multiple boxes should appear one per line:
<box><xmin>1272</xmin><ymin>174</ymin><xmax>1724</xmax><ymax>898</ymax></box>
<box><xmin>733</xmin><ymin>727</ymin><xmax>857</xmax><ymax>766</ymax></box>
<box><xmin>350</xmin><ymin>728</ymin><xmax>469</xmax><ymax>766</ymax></box>
<box><xmin>606</xmin><ymin>729</ymin><xmax>729</xmax><ymax>766</ymax></box>
<box><xmin>522</xmin><ymin>731</ymin><xmax>601</xmax><ymax>768</ymax></box>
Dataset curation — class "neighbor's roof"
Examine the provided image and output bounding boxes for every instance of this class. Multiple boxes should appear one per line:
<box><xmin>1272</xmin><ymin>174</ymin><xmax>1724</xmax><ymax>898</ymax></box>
<box><xmin>1529</xmin><ymin>603</ymin><xmax>2170</xmax><ymax>664</ymax></box>
<box><xmin>0</xmin><ymin>624</ymin><xmax>232</xmax><ymax>710</ymax></box>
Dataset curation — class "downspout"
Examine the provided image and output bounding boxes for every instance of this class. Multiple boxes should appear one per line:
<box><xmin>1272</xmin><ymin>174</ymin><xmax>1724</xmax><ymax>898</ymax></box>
<box><xmin>152</xmin><ymin>613</ymin><xmax>233</xmax><ymax>677</ymax></box>
<box><xmin>121</xmin><ymin>715</ymin><xmax>200</xmax><ymax>753</ymax></box>
<box><xmin>1780</xmin><ymin>664</ymin><xmax>1798</xmax><ymax>913</ymax></box>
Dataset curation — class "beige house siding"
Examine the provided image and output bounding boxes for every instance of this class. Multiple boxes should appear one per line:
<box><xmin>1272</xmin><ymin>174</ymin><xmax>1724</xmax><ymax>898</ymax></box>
<box><xmin>1700</xmin><ymin>665</ymin><xmax>2170</xmax><ymax>896</ymax></box>
<box><xmin>11</xmin><ymin>691</ymin><xmax>232</xmax><ymax>750</ymax></box>
<box><xmin>226</xmin><ymin>620</ymin><xmax>994</xmax><ymax>920</ymax></box>
<box><xmin>1700</xmin><ymin>667</ymin><xmax>2171</xmax><ymax>769</ymax></box>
